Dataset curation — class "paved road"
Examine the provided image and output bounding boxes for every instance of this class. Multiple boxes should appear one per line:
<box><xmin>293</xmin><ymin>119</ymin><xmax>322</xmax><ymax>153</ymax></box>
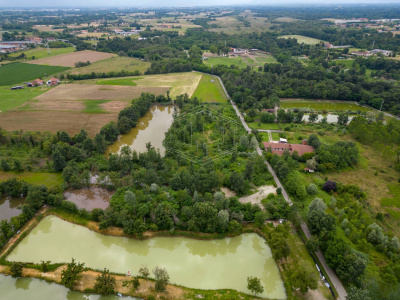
<box><xmin>211</xmin><ymin>72</ymin><xmax>347</xmax><ymax>300</ymax></box>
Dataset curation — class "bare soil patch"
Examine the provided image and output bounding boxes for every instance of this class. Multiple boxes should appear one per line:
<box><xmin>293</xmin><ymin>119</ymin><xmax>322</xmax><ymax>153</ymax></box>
<box><xmin>27</xmin><ymin>50</ymin><xmax>116</xmax><ymax>67</ymax></box>
<box><xmin>35</xmin><ymin>84</ymin><xmax>169</xmax><ymax>101</ymax></box>
<box><xmin>239</xmin><ymin>185</ymin><xmax>277</xmax><ymax>208</ymax></box>
<box><xmin>0</xmin><ymin>111</ymin><xmax>118</xmax><ymax>137</ymax></box>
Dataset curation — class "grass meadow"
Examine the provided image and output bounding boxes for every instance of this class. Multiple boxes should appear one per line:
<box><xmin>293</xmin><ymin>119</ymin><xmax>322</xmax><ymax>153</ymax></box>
<box><xmin>193</xmin><ymin>74</ymin><xmax>228</xmax><ymax>102</ymax></box>
<box><xmin>9</xmin><ymin>47</ymin><xmax>76</xmax><ymax>60</ymax></box>
<box><xmin>0</xmin><ymin>63</ymin><xmax>69</xmax><ymax>86</ymax></box>
<box><xmin>279</xmin><ymin>35</ymin><xmax>327</xmax><ymax>45</ymax></box>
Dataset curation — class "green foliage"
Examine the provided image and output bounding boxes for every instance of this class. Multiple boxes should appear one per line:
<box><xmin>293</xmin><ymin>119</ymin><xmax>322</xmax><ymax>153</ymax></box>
<box><xmin>40</xmin><ymin>260</ymin><xmax>51</xmax><ymax>273</ymax></box>
<box><xmin>131</xmin><ymin>277</ymin><xmax>140</xmax><ymax>291</ymax></box>
<box><xmin>246</xmin><ymin>276</ymin><xmax>264</xmax><ymax>296</ymax></box>
<box><xmin>10</xmin><ymin>262</ymin><xmax>24</xmax><ymax>278</ymax></box>
<box><xmin>290</xmin><ymin>268</ymin><xmax>318</xmax><ymax>294</ymax></box>
<box><xmin>61</xmin><ymin>258</ymin><xmax>86</xmax><ymax>289</ymax></box>
<box><xmin>94</xmin><ymin>268</ymin><xmax>116</xmax><ymax>295</ymax></box>
<box><xmin>153</xmin><ymin>266</ymin><xmax>169</xmax><ymax>292</ymax></box>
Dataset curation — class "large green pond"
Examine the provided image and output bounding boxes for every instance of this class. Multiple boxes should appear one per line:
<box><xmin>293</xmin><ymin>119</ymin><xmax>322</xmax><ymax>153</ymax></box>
<box><xmin>7</xmin><ymin>216</ymin><xmax>286</xmax><ymax>299</ymax></box>
<box><xmin>106</xmin><ymin>105</ymin><xmax>174</xmax><ymax>157</ymax></box>
<box><xmin>0</xmin><ymin>274</ymin><xmax>140</xmax><ymax>299</ymax></box>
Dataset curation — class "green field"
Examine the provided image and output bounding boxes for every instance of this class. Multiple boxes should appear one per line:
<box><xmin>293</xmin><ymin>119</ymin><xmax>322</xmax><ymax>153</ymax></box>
<box><xmin>204</xmin><ymin>56</ymin><xmax>247</xmax><ymax>68</ymax></box>
<box><xmin>280</xmin><ymin>100</ymin><xmax>373</xmax><ymax>112</ymax></box>
<box><xmin>279</xmin><ymin>35</ymin><xmax>327</xmax><ymax>45</ymax></box>
<box><xmin>82</xmin><ymin>100</ymin><xmax>110</xmax><ymax>113</ymax></box>
<box><xmin>9</xmin><ymin>47</ymin><xmax>76</xmax><ymax>60</ymax></box>
<box><xmin>248</xmin><ymin>122</ymin><xmax>281</xmax><ymax>130</ymax></box>
<box><xmin>0</xmin><ymin>172</ymin><xmax>63</xmax><ymax>188</ymax></box>
<box><xmin>64</xmin><ymin>56</ymin><xmax>150</xmax><ymax>76</ymax></box>
<box><xmin>254</xmin><ymin>56</ymin><xmax>277</xmax><ymax>64</ymax></box>
<box><xmin>0</xmin><ymin>62</ymin><xmax>69</xmax><ymax>86</ymax></box>
<box><xmin>96</xmin><ymin>78</ymin><xmax>139</xmax><ymax>86</ymax></box>
<box><xmin>0</xmin><ymin>85</ymin><xmax>50</xmax><ymax>112</ymax></box>
<box><xmin>193</xmin><ymin>74</ymin><xmax>228</xmax><ymax>102</ymax></box>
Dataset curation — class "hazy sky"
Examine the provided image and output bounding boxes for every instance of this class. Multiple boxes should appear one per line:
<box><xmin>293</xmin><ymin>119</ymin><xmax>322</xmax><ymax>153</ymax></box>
<box><xmin>1</xmin><ymin>0</ymin><xmax>399</xmax><ymax>8</ymax></box>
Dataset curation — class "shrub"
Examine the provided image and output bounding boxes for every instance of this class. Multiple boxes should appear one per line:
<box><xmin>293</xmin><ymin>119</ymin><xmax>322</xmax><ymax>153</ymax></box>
<box><xmin>323</xmin><ymin>181</ymin><xmax>337</xmax><ymax>193</ymax></box>
<box><xmin>306</xmin><ymin>183</ymin><xmax>318</xmax><ymax>195</ymax></box>
<box><xmin>10</xmin><ymin>262</ymin><xmax>24</xmax><ymax>277</ymax></box>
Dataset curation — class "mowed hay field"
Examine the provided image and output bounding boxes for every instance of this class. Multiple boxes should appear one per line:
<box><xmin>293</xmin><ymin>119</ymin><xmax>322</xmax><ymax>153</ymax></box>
<box><xmin>27</xmin><ymin>50</ymin><xmax>116</xmax><ymax>67</ymax></box>
<box><xmin>0</xmin><ymin>62</ymin><xmax>69</xmax><ymax>86</ymax></box>
<box><xmin>63</xmin><ymin>56</ymin><xmax>150</xmax><ymax>75</ymax></box>
<box><xmin>279</xmin><ymin>35</ymin><xmax>326</xmax><ymax>45</ymax></box>
<box><xmin>132</xmin><ymin>72</ymin><xmax>202</xmax><ymax>97</ymax></box>
<box><xmin>0</xmin><ymin>111</ymin><xmax>119</xmax><ymax>137</ymax></box>
<box><xmin>9</xmin><ymin>47</ymin><xmax>76</xmax><ymax>60</ymax></box>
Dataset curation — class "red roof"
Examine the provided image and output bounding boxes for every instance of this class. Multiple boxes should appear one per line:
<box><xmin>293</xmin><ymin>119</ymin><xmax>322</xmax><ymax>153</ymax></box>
<box><xmin>49</xmin><ymin>77</ymin><xmax>58</xmax><ymax>82</ymax></box>
<box><xmin>263</xmin><ymin>142</ymin><xmax>314</xmax><ymax>156</ymax></box>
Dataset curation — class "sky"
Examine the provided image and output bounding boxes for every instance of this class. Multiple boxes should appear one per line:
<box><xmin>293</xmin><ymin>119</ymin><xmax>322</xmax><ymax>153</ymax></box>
<box><xmin>1</xmin><ymin>0</ymin><xmax>400</xmax><ymax>8</ymax></box>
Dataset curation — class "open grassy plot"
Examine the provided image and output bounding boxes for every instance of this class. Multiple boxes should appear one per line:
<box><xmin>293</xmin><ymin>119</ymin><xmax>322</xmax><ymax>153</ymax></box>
<box><xmin>192</xmin><ymin>74</ymin><xmax>227</xmax><ymax>102</ymax></box>
<box><xmin>32</xmin><ymin>25</ymin><xmax>64</xmax><ymax>32</ymax></box>
<box><xmin>204</xmin><ymin>56</ymin><xmax>247</xmax><ymax>68</ymax></box>
<box><xmin>96</xmin><ymin>77</ymin><xmax>139</xmax><ymax>86</ymax></box>
<box><xmin>0</xmin><ymin>172</ymin><xmax>63</xmax><ymax>188</ymax></box>
<box><xmin>279</xmin><ymin>35</ymin><xmax>327</xmax><ymax>45</ymax></box>
<box><xmin>133</xmin><ymin>72</ymin><xmax>202</xmax><ymax>97</ymax></box>
<box><xmin>208</xmin><ymin>14</ymin><xmax>271</xmax><ymax>34</ymax></box>
<box><xmin>0</xmin><ymin>85</ymin><xmax>50</xmax><ymax>112</ymax></box>
<box><xmin>248</xmin><ymin>122</ymin><xmax>281</xmax><ymax>130</ymax></box>
<box><xmin>254</xmin><ymin>55</ymin><xmax>277</xmax><ymax>64</ymax></box>
<box><xmin>280</xmin><ymin>99</ymin><xmax>373</xmax><ymax>112</ymax></box>
<box><xmin>63</xmin><ymin>56</ymin><xmax>150</xmax><ymax>76</ymax></box>
<box><xmin>0</xmin><ymin>63</ymin><xmax>69</xmax><ymax>86</ymax></box>
<box><xmin>9</xmin><ymin>47</ymin><xmax>76</xmax><ymax>60</ymax></box>
<box><xmin>27</xmin><ymin>50</ymin><xmax>116</xmax><ymax>67</ymax></box>
<box><xmin>82</xmin><ymin>100</ymin><xmax>110</xmax><ymax>113</ymax></box>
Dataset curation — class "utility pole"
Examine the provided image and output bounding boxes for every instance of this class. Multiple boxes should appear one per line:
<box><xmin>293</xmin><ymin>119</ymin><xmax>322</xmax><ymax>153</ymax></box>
<box><xmin>380</xmin><ymin>99</ymin><xmax>384</xmax><ymax>111</ymax></box>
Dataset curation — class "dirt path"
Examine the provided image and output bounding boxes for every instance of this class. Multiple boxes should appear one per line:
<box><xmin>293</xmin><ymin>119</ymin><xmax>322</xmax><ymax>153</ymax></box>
<box><xmin>239</xmin><ymin>185</ymin><xmax>277</xmax><ymax>208</ymax></box>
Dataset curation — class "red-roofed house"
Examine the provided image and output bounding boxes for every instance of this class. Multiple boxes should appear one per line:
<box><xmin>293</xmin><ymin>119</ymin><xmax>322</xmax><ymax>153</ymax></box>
<box><xmin>46</xmin><ymin>78</ymin><xmax>59</xmax><ymax>86</ymax></box>
<box><xmin>263</xmin><ymin>141</ymin><xmax>314</xmax><ymax>156</ymax></box>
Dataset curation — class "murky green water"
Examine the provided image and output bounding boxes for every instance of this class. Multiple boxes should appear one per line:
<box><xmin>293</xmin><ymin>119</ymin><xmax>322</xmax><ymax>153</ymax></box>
<box><xmin>64</xmin><ymin>187</ymin><xmax>113</xmax><ymax>211</ymax></box>
<box><xmin>0</xmin><ymin>196</ymin><xmax>25</xmax><ymax>221</ymax></box>
<box><xmin>0</xmin><ymin>274</ymin><xmax>139</xmax><ymax>300</ymax></box>
<box><xmin>106</xmin><ymin>105</ymin><xmax>174</xmax><ymax>156</ymax></box>
<box><xmin>7</xmin><ymin>216</ymin><xmax>286</xmax><ymax>299</ymax></box>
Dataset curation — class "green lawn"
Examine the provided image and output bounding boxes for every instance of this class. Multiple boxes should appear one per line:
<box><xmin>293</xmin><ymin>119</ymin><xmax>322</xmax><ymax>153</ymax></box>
<box><xmin>254</xmin><ymin>56</ymin><xmax>277</xmax><ymax>64</ymax></box>
<box><xmin>192</xmin><ymin>74</ymin><xmax>228</xmax><ymax>102</ymax></box>
<box><xmin>96</xmin><ymin>78</ymin><xmax>139</xmax><ymax>86</ymax></box>
<box><xmin>0</xmin><ymin>62</ymin><xmax>69</xmax><ymax>86</ymax></box>
<box><xmin>248</xmin><ymin>122</ymin><xmax>281</xmax><ymax>130</ymax></box>
<box><xmin>204</xmin><ymin>56</ymin><xmax>247</xmax><ymax>68</ymax></box>
<box><xmin>82</xmin><ymin>100</ymin><xmax>110</xmax><ymax>113</ymax></box>
<box><xmin>280</xmin><ymin>100</ymin><xmax>373</xmax><ymax>112</ymax></box>
<box><xmin>9</xmin><ymin>47</ymin><xmax>76</xmax><ymax>60</ymax></box>
<box><xmin>279</xmin><ymin>35</ymin><xmax>327</xmax><ymax>45</ymax></box>
<box><xmin>0</xmin><ymin>172</ymin><xmax>63</xmax><ymax>188</ymax></box>
<box><xmin>0</xmin><ymin>85</ymin><xmax>50</xmax><ymax>112</ymax></box>
<box><xmin>381</xmin><ymin>185</ymin><xmax>400</xmax><ymax>209</ymax></box>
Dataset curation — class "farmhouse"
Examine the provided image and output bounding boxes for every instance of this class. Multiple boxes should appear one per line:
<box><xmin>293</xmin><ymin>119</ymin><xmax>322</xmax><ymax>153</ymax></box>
<box><xmin>371</xmin><ymin>49</ymin><xmax>393</xmax><ymax>56</ymax></box>
<box><xmin>46</xmin><ymin>78</ymin><xmax>59</xmax><ymax>86</ymax></box>
<box><xmin>263</xmin><ymin>141</ymin><xmax>314</xmax><ymax>156</ymax></box>
<box><xmin>29</xmin><ymin>79</ymin><xmax>44</xmax><ymax>86</ymax></box>
<box><xmin>351</xmin><ymin>51</ymin><xmax>373</xmax><ymax>57</ymax></box>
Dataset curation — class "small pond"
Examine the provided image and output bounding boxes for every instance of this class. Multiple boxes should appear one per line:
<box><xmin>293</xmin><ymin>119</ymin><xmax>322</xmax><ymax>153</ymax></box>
<box><xmin>106</xmin><ymin>105</ymin><xmax>175</xmax><ymax>157</ymax></box>
<box><xmin>302</xmin><ymin>114</ymin><xmax>355</xmax><ymax>123</ymax></box>
<box><xmin>63</xmin><ymin>187</ymin><xmax>113</xmax><ymax>211</ymax></box>
<box><xmin>7</xmin><ymin>216</ymin><xmax>286</xmax><ymax>299</ymax></box>
<box><xmin>0</xmin><ymin>196</ymin><xmax>25</xmax><ymax>221</ymax></box>
<box><xmin>0</xmin><ymin>274</ymin><xmax>140</xmax><ymax>300</ymax></box>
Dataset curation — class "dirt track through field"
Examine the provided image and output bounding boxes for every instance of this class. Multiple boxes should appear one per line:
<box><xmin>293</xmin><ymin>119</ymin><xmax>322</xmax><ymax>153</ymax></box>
<box><xmin>27</xmin><ymin>50</ymin><xmax>116</xmax><ymax>67</ymax></box>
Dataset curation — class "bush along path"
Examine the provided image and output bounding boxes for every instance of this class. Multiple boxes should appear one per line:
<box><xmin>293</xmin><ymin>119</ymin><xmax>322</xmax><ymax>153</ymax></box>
<box><xmin>212</xmin><ymin>72</ymin><xmax>347</xmax><ymax>300</ymax></box>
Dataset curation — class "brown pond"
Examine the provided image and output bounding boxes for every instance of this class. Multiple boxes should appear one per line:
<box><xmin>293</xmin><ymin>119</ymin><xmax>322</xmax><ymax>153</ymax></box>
<box><xmin>63</xmin><ymin>187</ymin><xmax>113</xmax><ymax>211</ymax></box>
<box><xmin>106</xmin><ymin>105</ymin><xmax>175</xmax><ymax>157</ymax></box>
<box><xmin>0</xmin><ymin>196</ymin><xmax>25</xmax><ymax>221</ymax></box>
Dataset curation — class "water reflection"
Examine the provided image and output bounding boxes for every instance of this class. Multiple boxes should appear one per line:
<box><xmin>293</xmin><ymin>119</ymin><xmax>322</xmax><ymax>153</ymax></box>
<box><xmin>0</xmin><ymin>274</ymin><xmax>140</xmax><ymax>300</ymax></box>
<box><xmin>8</xmin><ymin>216</ymin><xmax>286</xmax><ymax>299</ymax></box>
<box><xmin>302</xmin><ymin>114</ymin><xmax>355</xmax><ymax>123</ymax></box>
<box><xmin>106</xmin><ymin>105</ymin><xmax>174</xmax><ymax>157</ymax></box>
<box><xmin>0</xmin><ymin>196</ymin><xmax>25</xmax><ymax>221</ymax></box>
<box><xmin>64</xmin><ymin>187</ymin><xmax>113</xmax><ymax>211</ymax></box>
